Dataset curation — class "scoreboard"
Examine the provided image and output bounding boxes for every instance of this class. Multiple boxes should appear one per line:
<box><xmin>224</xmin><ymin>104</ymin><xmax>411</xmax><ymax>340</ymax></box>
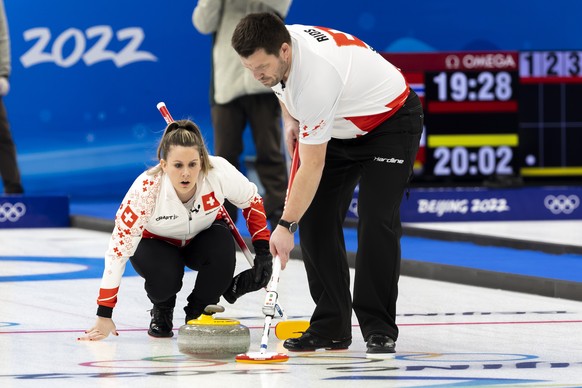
<box><xmin>382</xmin><ymin>51</ymin><xmax>582</xmax><ymax>184</ymax></box>
<box><xmin>518</xmin><ymin>51</ymin><xmax>582</xmax><ymax>178</ymax></box>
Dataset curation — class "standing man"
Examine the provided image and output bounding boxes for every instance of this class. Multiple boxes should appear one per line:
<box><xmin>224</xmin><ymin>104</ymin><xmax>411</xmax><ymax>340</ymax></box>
<box><xmin>232</xmin><ymin>13</ymin><xmax>423</xmax><ymax>356</ymax></box>
<box><xmin>0</xmin><ymin>0</ymin><xmax>24</xmax><ymax>195</ymax></box>
<box><xmin>192</xmin><ymin>1</ymin><xmax>291</xmax><ymax>229</ymax></box>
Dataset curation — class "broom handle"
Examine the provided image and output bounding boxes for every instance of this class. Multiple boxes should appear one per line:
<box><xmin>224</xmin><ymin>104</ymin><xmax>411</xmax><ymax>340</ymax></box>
<box><xmin>257</xmin><ymin>145</ymin><xmax>299</xmax><ymax>354</ymax></box>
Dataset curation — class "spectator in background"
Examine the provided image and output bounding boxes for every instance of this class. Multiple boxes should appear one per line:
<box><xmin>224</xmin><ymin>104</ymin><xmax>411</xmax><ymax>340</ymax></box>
<box><xmin>192</xmin><ymin>0</ymin><xmax>291</xmax><ymax>229</ymax></box>
<box><xmin>0</xmin><ymin>0</ymin><xmax>24</xmax><ymax>195</ymax></box>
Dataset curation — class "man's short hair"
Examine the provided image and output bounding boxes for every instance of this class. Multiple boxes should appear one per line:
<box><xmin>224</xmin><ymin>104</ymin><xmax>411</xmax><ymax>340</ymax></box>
<box><xmin>231</xmin><ymin>12</ymin><xmax>291</xmax><ymax>58</ymax></box>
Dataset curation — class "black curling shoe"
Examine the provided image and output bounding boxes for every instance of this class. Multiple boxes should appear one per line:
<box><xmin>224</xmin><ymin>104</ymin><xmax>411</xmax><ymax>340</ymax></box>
<box><xmin>148</xmin><ymin>305</ymin><xmax>174</xmax><ymax>338</ymax></box>
<box><xmin>283</xmin><ymin>332</ymin><xmax>351</xmax><ymax>351</ymax></box>
<box><xmin>366</xmin><ymin>334</ymin><xmax>396</xmax><ymax>354</ymax></box>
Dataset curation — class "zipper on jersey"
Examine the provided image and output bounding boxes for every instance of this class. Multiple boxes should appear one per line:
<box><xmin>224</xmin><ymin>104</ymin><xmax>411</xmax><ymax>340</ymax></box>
<box><xmin>185</xmin><ymin>205</ymin><xmax>194</xmax><ymax>245</ymax></box>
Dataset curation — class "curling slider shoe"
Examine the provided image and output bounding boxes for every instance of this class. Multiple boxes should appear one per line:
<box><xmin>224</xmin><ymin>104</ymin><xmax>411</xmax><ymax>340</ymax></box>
<box><xmin>365</xmin><ymin>334</ymin><xmax>396</xmax><ymax>359</ymax></box>
<box><xmin>365</xmin><ymin>352</ymin><xmax>396</xmax><ymax>360</ymax></box>
<box><xmin>178</xmin><ymin>305</ymin><xmax>250</xmax><ymax>358</ymax></box>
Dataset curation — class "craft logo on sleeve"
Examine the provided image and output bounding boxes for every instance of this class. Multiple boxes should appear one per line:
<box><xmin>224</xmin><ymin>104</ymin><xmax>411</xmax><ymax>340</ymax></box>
<box><xmin>121</xmin><ymin>205</ymin><xmax>138</xmax><ymax>227</ymax></box>
<box><xmin>202</xmin><ymin>192</ymin><xmax>220</xmax><ymax>211</ymax></box>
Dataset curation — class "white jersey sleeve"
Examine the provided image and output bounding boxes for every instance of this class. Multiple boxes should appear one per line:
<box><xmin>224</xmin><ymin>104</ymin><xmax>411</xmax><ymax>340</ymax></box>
<box><xmin>97</xmin><ymin>170</ymin><xmax>161</xmax><ymax>307</ymax></box>
<box><xmin>206</xmin><ymin>156</ymin><xmax>261</xmax><ymax>209</ymax></box>
<box><xmin>273</xmin><ymin>24</ymin><xmax>409</xmax><ymax>144</ymax></box>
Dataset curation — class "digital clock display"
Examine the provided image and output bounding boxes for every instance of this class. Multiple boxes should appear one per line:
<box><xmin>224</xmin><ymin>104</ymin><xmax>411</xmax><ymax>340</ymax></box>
<box><xmin>431</xmin><ymin>71</ymin><xmax>514</xmax><ymax>102</ymax></box>
<box><xmin>381</xmin><ymin>50</ymin><xmax>582</xmax><ymax>183</ymax></box>
<box><xmin>433</xmin><ymin>146</ymin><xmax>514</xmax><ymax>176</ymax></box>
<box><xmin>421</xmin><ymin>53</ymin><xmax>520</xmax><ymax>182</ymax></box>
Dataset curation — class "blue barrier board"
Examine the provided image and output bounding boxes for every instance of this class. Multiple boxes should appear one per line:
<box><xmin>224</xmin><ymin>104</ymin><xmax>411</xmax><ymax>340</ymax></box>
<box><xmin>347</xmin><ymin>186</ymin><xmax>582</xmax><ymax>222</ymax></box>
<box><xmin>0</xmin><ymin>195</ymin><xmax>70</xmax><ymax>228</ymax></box>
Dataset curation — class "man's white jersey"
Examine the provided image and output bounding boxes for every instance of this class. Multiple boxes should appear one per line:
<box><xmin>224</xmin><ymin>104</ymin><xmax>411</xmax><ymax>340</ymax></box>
<box><xmin>272</xmin><ymin>24</ymin><xmax>409</xmax><ymax>144</ymax></box>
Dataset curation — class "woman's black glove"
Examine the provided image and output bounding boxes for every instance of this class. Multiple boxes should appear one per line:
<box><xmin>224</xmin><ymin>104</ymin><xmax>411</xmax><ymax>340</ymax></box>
<box><xmin>251</xmin><ymin>240</ymin><xmax>273</xmax><ymax>284</ymax></box>
<box><xmin>222</xmin><ymin>240</ymin><xmax>273</xmax><ymax>304</ymax></box>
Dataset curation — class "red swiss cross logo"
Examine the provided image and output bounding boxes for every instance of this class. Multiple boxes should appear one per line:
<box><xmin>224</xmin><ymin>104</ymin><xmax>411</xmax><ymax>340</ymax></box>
<box><xmin>201</xmin><ymin>192</ymin><xmax>220</xmax><ymax>211</ymax></box>
<box><xmin>120</xmin><ymin>205</ymin><xmax>138</xmax><ymax>227</ymax></box>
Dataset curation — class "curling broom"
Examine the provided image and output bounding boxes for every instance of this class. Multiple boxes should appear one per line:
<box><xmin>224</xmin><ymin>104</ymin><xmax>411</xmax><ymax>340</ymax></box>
<box><xmin>235</xmin><ymin>145</ymin><xmax>301</xmax><ymax>363</ymax></box>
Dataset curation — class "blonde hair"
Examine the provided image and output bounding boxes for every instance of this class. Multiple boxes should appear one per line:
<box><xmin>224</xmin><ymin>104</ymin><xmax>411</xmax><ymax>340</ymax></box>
<box><xmin>148</xmin><ymin>119</ymin><xmax>213</xmax><ymax>175</ymax></box>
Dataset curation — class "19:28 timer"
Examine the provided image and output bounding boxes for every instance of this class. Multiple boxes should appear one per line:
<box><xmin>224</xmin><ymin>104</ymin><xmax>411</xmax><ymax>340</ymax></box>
<box><xmin>429</xmin><ymin>70</ymin><xmax>516</xmax><ymax>177</ymax></box>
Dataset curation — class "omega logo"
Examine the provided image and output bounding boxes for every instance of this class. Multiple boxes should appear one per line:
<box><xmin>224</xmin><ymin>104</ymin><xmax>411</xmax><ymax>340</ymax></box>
<box><xmin>445</xmin><ymin>54</ymin><xmax>516</xmax><ymax>70</ymax></box>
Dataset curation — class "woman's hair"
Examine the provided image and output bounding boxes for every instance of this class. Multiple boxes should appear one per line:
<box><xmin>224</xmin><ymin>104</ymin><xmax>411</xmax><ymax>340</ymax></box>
<box><xmin>231</xmin><ymin>12</ymin><xmax>291</xmax><ymax>58</ymax></box>
<box><xmin>148</xmin><ymin>119</ymin><xmax>212</xmax><ymax>175</ymax></box>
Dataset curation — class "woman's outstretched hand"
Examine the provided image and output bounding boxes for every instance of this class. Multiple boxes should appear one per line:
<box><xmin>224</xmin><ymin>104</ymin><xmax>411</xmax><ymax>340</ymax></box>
<box><xmin>78</xmin><ymin>317</ymin><xmax>118</xmax><ymax>341</ymax></box>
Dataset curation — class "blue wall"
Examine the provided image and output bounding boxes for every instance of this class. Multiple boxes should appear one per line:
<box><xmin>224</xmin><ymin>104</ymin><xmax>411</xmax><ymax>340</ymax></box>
<box><xmin>4</xmin><ymin>0</ymin><xmax>581</xmax><ymax>201</ymax></box>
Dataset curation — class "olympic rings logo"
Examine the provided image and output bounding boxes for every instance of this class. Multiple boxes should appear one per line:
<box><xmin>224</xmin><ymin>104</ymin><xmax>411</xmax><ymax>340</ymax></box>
<box><xmin>0</xmin><ymin>202</ymin><xmax>27</xmax><ymax>222</ymax></box>
<box><xmin>543</xmin><ymin>195</ymin><xmax>580</xmax><ymax>215</ymax></box>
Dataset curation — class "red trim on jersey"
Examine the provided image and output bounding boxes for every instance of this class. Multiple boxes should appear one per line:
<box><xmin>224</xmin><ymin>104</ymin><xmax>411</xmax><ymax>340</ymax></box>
<box><xmin>344</xmin><ymin>87</ymin><xmax>410</xmax><ymax>132</ymax></box>
<box><xmin>142</xmin><ymin>229</ymin><xmax>192</xmax><ymax>247</ymax></box>
<box><xmin>242</xmin><ymin>196</ymin><xmax>270</xmax><ymax>242</ymax></box>
<box><xmin>97</xmin><ymin>287</ymin><xmax>119</xmax><ymax>308</ymax></box>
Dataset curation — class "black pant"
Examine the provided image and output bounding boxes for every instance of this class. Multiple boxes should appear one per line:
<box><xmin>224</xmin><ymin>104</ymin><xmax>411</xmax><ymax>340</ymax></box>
<box><xmin>211</xmin><ymin>93</ymin><xmax>288</xmax><ymax>227</ymax></box>
<box><xmin>129</xmin><ymin>221</ymin><xmax>236</xmax><ymax>316</ymax></box>
<box><xmin>299</xmin><ymin>90</ymin><xmax>423</xmax><ymax>342</ymax></box>
<box><xmin>0</xmin><ymin>99</ymin><xmax>24</xmax><ymax>194</ymax></box>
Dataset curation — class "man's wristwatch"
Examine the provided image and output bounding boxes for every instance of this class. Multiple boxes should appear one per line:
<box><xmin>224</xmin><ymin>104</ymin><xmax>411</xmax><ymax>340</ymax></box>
<box><xmin>278</xmin><ymin>219</ymin><xmax>298</xmax><ymax>234</ymax></box>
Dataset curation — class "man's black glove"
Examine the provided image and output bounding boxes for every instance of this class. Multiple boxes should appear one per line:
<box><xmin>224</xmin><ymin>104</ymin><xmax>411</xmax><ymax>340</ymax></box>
<box><xmin>222</xmin><ymin>240</ymin><xmax>273</xmax><ymax>304</ymax></box>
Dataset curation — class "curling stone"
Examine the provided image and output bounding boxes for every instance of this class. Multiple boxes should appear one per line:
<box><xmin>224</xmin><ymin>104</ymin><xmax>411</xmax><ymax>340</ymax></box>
<box><xmin>177</xmin><ymin>305</ymin><xmax>250</xmax><ymax>358</ymax></box>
